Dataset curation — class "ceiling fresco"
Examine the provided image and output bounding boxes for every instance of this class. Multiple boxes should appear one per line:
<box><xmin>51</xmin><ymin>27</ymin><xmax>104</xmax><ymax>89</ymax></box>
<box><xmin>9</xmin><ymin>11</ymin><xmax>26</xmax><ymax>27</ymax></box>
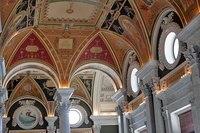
<box><xmin>7</xmin><ymin>32</ymin><xmax>56</xmax><ymax>69</ymax></box>
<box><xmin>0</xmin><ymin>0</ymin><xmax>200</xmax><ymax>106</ymax></box>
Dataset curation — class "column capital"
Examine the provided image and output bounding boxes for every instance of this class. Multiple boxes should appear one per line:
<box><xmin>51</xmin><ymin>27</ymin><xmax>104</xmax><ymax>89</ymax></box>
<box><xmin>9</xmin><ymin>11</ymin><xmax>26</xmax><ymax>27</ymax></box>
<box><xmin>45</xmin><ymin>116</ymin><xmax>58</xmax><ymax>133</ymax></box>
<box><xmin>147</xmin><ymin>77</ymin><xmax>160</xmax><ymax>93</ymax></box>
<box><xmin>57</xmin><ymin>102</ymin><xmax>72</xmax><ymax>115</ymax></box>
<box><xmin>53</xmin><ymin>88</ymin><xmax>74</xmax><ymax>103</ymax></box>
<box><xmin>139</xmin><ymin>80</ymin><xmax>152</xmax><ymax>97</ymax></box>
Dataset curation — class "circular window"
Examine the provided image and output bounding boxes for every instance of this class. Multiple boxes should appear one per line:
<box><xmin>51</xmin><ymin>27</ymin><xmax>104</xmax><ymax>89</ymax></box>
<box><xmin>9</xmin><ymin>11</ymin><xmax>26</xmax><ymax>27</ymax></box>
<box><xmin>69</xmin><ymin>109</ymin><xmax>81</xmax><ymax>125</ymax></box>
<box><xmin>164</xmin><ymin>32</ymin><xmax>179</xmax><ymax>64</ymax></box>
<box><xmin>131</xmin><ymin>68</ymin><xmax>139</xmax><ymax>93</ymax></box>
<box><xmin>68</xmin><ymin>105</ymin><xmax>89</xmax><ymax>128</ymax></box>
<box><xmin>127</xmin><ymin>57</ymin><xmax>140</xmax><ymax>97</ymax></box>
<box><xmin>158</xmin><ymin>19</ymin><xmax>181</xmax><ymax>70</ymax></box>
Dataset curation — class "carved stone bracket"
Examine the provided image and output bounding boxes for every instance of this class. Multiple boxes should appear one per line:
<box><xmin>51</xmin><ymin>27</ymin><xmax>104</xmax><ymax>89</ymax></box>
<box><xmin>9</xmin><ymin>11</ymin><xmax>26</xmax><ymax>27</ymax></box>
<box><xmin>158</xmin><ymin>11</ymin><xmax>182</xmax><ymax>70</ymax></box>
<box><xmin>161</xmin><ymin>110</ymin><xmax>169</xmax><ymax>120</ymax></box>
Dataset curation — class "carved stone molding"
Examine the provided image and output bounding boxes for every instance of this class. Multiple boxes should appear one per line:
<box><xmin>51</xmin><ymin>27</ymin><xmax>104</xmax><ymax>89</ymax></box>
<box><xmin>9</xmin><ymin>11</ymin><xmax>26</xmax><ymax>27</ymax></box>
<box><xmin>183</xmin><ymin>44</ymin><xmax>200</xmax><ymax>65</ymax></box>
<box><xmin>127</xmin><ymin>52</ymin><xmax>140</xmax><ymax>97</ymax></box>
<box><xmin>158</xmin><ymin>12</ymin><xmax>182</xmax><ymax>70</ymax></box>
<box><xmin>71</xmin><ymin>99</ymin><xmax>80</xmax><ymax>107</ymax></box>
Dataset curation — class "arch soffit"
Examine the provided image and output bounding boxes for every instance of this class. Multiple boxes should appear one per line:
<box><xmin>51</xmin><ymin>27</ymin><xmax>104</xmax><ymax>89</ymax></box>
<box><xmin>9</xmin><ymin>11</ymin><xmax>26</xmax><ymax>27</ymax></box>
<box><xmin>70</xmin><ymin>63</ymin><xmax>121</xmax><ymax>91</ymax></box>
<box><xmin>3</xmin><ymin>62</ymin><xmax>61</xmax><ymax>88</ymax></box>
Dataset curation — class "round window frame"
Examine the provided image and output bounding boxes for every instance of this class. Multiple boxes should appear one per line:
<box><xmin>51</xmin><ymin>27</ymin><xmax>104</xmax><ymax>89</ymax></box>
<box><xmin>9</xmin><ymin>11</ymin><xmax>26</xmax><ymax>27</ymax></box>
<box><xmin>127</xmin><ymin>63</ymin><xmax>140</xmax><ymax>97</ymax></box>
<box><xmin>69</xmin><ymin>105</ymin><xmax>89</xmax><ymax>128</ymax></box>
<box><xmin>69</xmin><ymin>109</ymin><xmax>82</xmax><ymax>126</ymax></box>
<box><xmin>158</xmin><ymin>22</ymin><xmax>181</xmax><ymax>70</ymax></box>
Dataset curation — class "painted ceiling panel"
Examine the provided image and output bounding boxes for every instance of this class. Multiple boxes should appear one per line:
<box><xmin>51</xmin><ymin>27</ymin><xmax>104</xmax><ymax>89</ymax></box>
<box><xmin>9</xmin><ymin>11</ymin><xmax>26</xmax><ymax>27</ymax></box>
<box><xmin>102</xmin><ymin>32</ymin><xmax>132</xmax><ymax>68</ymax></box>
<box><xmin>133</xmin><ymin>0</ymin><xmax>171</xmax><ymax>34</ymax></box>
<box><xmin>0</xmin><ymin>0</ymin><xmax>17</xmax><ymax>26</ymax></box>
<box><xmin>74</xmin><ymin>35</ymin><xmax>118</xmax><ymax>70</ymax></box>
<box><xmin>4</xmin><ymin>29</ymin><xmax>30</xmax><ymax>65</ymax></box>
<box><xmin>8</xmin><ymin>33</ymin><xmax>56</xmax><ymax>68</ymax></box>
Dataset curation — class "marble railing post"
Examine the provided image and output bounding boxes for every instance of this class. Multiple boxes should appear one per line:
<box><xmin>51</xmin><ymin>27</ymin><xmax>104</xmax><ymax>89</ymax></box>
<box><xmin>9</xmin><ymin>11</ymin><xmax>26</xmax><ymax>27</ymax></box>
<box><xmin>177</xmin><ymin>12</ymin><xmax>200</xmax><ymax>133</ymax></box>
<box><xmin>45</xmin><ymin>116</ymin><xmax>58</xmax><ymax>133</ymax></box>
<box><xmin>53</xmin><ymin>88</ymin><xmax>74</xmax><ymax>133</ymax></box>
<box><xmin>3</xmin><ymin>117</ymin><xmax>10</xmax><ymax>133</ymax></box>
<box><xmin>111</xmin><ymin>88</ymin><xmax>127</xmax><ymax>133</ymax></box>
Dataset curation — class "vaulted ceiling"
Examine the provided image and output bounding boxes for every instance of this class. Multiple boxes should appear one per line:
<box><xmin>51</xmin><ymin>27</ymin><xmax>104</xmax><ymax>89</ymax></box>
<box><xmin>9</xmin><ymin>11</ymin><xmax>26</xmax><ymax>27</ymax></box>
<box><xmin>0</xmin><ymin>0</ymin><xmax>199</xmax><ymax>89</ymax></box>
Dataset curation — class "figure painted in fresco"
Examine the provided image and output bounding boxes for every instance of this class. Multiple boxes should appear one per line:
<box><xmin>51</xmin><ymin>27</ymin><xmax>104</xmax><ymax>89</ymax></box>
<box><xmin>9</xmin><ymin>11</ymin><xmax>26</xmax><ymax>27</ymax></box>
<box><xmin>122</xmin><ymin>19</ymin><xmax>146</xmax><ymax>55</ymax></box>
<box><xmin>180</xmin><ymin>0</ymin><xmax>194</xmax><ymax>11</ymax></box>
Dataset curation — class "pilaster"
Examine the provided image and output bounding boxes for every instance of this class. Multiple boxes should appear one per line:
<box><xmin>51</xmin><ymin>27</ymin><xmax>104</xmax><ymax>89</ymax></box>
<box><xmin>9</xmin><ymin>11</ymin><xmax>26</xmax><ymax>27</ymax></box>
<box><xmin>136</xmin><ymin>60</ymin><xmax>158</xmax><ymax>133</ymax></box>
<box><xmin>111</xmin><ymin>88</ymin><xmax>127</xmax><ymax>133</ymax></box>
<box><xmin>177</xmin><ymin>13</ymin><xmax>200</xmax><ymax>133</ymax></box>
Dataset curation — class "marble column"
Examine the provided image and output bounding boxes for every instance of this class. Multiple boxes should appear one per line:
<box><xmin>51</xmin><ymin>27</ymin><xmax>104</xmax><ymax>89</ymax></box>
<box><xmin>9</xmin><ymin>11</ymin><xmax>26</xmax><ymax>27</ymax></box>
<box><xmin>0</xmin><ymin>58</ymin><xmax>7</xmax><ymax>133</ymax></box>
<box><xmin>3</xmin><ymin>117</ymin><xmax>10</xmax><ymax>133</ymax></box>
<box><xmin>149</xmin><ymin>77</ymin><xmax>165</xmax><ymax>133</ymax></box>
<box><xmin>53</xmin><ymin>88</ymin><xmax>74</xmax><ymax>133</ymax></box>
<box><xmin>0</xmin><ymin>89</ymin><xmax>8</xmax><ymax>133</ymax></box>
<box><xmin>45</xmin><ymin>116</ymin><xmax>58</xmax><ymax>133</ymax></box>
